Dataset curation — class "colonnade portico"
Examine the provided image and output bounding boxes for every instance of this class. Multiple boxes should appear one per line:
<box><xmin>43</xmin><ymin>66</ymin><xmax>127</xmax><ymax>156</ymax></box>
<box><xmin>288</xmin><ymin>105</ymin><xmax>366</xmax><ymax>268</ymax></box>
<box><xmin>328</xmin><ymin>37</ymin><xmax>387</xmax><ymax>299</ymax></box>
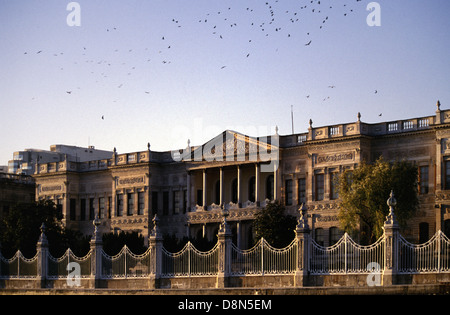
<box><xmin>187</xmin><ymin>162</ymin><xmax>277</xmax><ymax>211</ymax></box>
<box><xmin>186</xmin><ymin>162</ymin><xmax>278</xmax><ymax>248</ymax></box>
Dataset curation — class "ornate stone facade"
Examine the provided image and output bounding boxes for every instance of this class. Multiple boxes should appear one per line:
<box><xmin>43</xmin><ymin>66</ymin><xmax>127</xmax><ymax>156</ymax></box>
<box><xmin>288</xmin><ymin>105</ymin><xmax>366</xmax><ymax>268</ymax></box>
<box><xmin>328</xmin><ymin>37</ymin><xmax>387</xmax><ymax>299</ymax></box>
<box><xmin>33</xmin><ymin>101</ymin><xmax>450</xmax><ymax>246</ymax></box>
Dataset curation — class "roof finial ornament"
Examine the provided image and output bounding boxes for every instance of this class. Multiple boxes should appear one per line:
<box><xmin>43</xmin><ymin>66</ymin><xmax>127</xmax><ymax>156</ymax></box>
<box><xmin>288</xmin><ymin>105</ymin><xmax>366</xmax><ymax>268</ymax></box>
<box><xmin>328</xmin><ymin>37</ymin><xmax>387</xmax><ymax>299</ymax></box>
<box><xmin>357</xmin><ymin>112</ymin><xmax>361</xmax><ymax>122</ymax></box>
<box><xmin>437</xmin><ymin>100</ymin><xmax>441</xmax><ymax>111</ymax></box>
<box><xmin>309</xmin><ymin>119</ymin><xmax>313</xmax><ymax>128</ymax></box>
<box><xmin>275</xmin><ymin>125</ymin><xmax>279</xmax><ymax>135</ymax></box>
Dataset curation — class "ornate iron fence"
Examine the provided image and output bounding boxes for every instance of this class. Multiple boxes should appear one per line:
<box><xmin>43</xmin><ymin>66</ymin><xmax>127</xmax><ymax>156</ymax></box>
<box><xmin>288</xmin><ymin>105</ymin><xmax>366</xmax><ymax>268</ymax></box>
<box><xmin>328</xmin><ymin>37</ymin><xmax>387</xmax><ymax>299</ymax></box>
<box><xmin>398</xmin><ymin>230</ymin><xmax>450</xmax><ymax>273</ymax></box>
<box><xmin>0</xmin><ymin>251</ymin><xmax>38</xmax><ymax>279</ymax></box>
<box><xmin>101</xmin><ymin>245</ymin><xmax>153</xmax><ymax>279</ymax></box>
<box><xmin>47</xmin><ymin>249</ymin><xmax>92</xmax><ymax>279</ymax></box>
<box><xmin>231</xmin><ymin>238</ymin><xmax>297</xmax><ymax>275</ymax></box>
<box><xmin>309</xmin><ymin>233</ymin><xmax>385</xmax><ymax>275</ymax></box>
<box><xmin>161</xmin><ymin>242</ymin><xmax>219</xmax><ymax>277</ymax></box>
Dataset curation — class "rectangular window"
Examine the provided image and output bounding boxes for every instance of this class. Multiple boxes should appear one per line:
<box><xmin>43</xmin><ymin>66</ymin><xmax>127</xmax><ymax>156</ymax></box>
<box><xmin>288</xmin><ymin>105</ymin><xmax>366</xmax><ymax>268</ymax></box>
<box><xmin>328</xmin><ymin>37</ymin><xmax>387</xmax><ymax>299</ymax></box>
<box><xmin>419</xmin><ymin>166</ymin><xmax>429</xmax><ymax>194</ymax></box>
<box><xmin>138</xmin><ymin>192</ymin><xmax>145</xmax><ymax>215</ymax></box>
<box><xmin>285</xmin><ymin>179</ymin><xmax>293</xmax><ymax>205</ymax></box>
<box><xmin>127</xmin><ymin>193</ymin><xmax>134</xmax><ymax>216</ymax></box>
<box><xmin>298</xmin><ymin>178</ymin><xmax>306</xmax><ymax>205</ymax></box>
<box><xmin>315</xmin><ymin>174</ymin><xmax>324</xmax><ymax>201</ymax></box>
<box><xmin>174</xmin><ymin>191</ymin><xmax>181</xmax><ymax>214</ymax></box>
<box><xmin>107</xmin><ymin>196</ymin><xmax>112</xmax><ymax>218</ymax></box>
<box><xmin>70</xmin><ymin>199</ymin><xmax>76</xmax><ymax>221</ymax></box>
<box><xmin>183</xmin><ymin>190</ymin><xmax>187</xmax><ymax>213</ymax></box>
<box><xmin>152</xmin><ymin>191</ymin><xmax>158</xmax><ymax>215</ymax></box>
<box><xmin>197</xmin><ymin>189</ymin><xmax>203</xmax><ymax>207</ymax></box>
<box><xmin>116</xmin><ymin>195</ymin><xmax>123</xmax><ymax>216</ymax></box>
<box><xmin>56</xmin><ymin>199</ymin><xmax>63</xmax><ymax>218</ymax></box>
<box><xmin>446</xmin><ymin>161</ymin><xmax>450</xmax><ymax>190</ymax></box>
<box><xmin>99</xmin><ymin>197</ymin><xmax>105</xmax><ymax>219</ymax></box>
<box><xmin>89</xmin><ymin>198</ymin><xmax>95</xmax><ymax>220</ymax></box>
<box><xmin>163</xmin><ymin>191</ymin><xmax>169</xmax><ymax>215</ymax></box>
<box><xmin>330</xmin><ymin>173</ymin><xmax>339</xmax><ymax>200</ymax></box>
<box><xmin>80</xmin><ymin>199</ymin><xmax>86</xmax><ymax>221</ymax></box>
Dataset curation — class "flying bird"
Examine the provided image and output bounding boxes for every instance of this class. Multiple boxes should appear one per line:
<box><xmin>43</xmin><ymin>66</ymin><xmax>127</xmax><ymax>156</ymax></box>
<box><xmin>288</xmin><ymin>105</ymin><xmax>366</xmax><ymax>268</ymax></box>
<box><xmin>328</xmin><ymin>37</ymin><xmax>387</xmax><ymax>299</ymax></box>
<box><xmin>305</xmin><ymin>40</ymin><xmax>312</xmax><ymax>46</ymax></box>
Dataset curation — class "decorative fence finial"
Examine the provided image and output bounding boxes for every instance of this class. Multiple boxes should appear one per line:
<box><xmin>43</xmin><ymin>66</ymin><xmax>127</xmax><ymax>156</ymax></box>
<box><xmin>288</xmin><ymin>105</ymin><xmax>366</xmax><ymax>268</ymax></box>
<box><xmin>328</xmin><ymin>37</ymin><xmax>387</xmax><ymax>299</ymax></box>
<box><xmin>296</xmin><ymin>203</ymin><xmax>309</xmax><ymax>231</ymax></box>
<box><xmin>151</xmin><ymin>214</ymin><xmax>161</xmax><ymax>237</ymax></box>
<box><xmin>219</xmin><ymin>209</ymin><xmax>231</xmax><ymax>235</ymax></box>
<box><xmin>91</xmin><ymin>215</ymin><xmax>102</xmax><ymax>242</ymax></box>
<box><xmin>38</xmin><ymin>222</ymin><xmax>48</xmax><ymax>245</ymax></box>
<box><xmin>385</xmin><ymin>190</ymin><xmax>398</xmax><ymax>226</ymax></box>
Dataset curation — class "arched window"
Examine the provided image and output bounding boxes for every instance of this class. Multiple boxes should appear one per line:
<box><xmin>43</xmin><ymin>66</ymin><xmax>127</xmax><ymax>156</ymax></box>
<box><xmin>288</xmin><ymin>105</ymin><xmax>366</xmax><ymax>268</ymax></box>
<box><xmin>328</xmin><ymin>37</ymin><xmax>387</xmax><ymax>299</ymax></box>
<box><xmin>266</xmin><ymin>175</ymin><xmax>274</xmax><ymax>201</ymax></box>
<box><xmin>248</xmin><ymin>176</ymin><xmax>256</xmax><ymax>202</ymax></box>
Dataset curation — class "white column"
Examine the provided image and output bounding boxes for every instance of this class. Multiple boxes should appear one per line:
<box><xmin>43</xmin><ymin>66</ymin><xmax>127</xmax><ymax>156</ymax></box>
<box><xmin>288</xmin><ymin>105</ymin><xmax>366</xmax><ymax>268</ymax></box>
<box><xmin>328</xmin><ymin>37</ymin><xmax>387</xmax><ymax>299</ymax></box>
<box><xmin>255</xmin><ymin>164</ymin><xmax>260</xmax><ymax>206</ymax></box>
<box><xmin>219</xmin><ymin>167</ymin><xmax>224</xmax><ymax>207</ymax></box>
<box><xmin>202</xmin><ymin>169</ymin><xmax>207</xmax><ymax>210</ymax></box>
<box><xmin>273</xmin><ymin>164</ymin><xmax>278</xmax><ymax>201</ymax></box>
<box><xmin>237</xmin><ymin>165</ymin><xmax>242</xmax><ymax>206</ymax></box>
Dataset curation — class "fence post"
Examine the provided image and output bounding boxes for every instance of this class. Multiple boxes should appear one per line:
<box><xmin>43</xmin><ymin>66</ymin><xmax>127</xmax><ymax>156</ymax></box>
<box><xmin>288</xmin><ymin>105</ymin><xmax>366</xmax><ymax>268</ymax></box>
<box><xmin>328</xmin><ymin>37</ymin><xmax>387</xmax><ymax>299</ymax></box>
<box><xmin>36</xmin><ymin>223</ymin><xmax>49</xmax><ymax>288</ymax></box>
<box><xmin>90</xmin><ymin>216</ymin><xmax>103</xmax><ymax>288</ymax></box>
<box><xmin>295</xmin><ymin>203</ymin><xmax>311</xmax><ymax>287</ymax></box>
<box><xmin>216</xmin><ymin>209</ymin><xmax>232</xmax><ymax>288</ymax></box>
<box><xmin>382</xmin><ymin>191</ymin><xmax>399</xmax><ymax>286</ymax></box>
<box><xmin>148</xmin><ymin>214</ymin><xmax>163</xmax><ymax>289</ymax></box>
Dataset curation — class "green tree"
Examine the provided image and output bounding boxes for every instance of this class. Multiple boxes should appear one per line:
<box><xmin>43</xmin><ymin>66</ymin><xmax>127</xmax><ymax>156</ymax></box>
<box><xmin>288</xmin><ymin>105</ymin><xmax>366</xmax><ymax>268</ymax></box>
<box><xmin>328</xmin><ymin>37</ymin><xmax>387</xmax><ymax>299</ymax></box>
<box><xmin>0</xmin><ymin>200</ymin><xmax>90</xmax><ymax>258</ymax></box>
<box><xmin>252</xmin><ymin>201</ymin><xmax>297</xmax><ymax>248</ymax></box>
<box><xmin>338</xmin><ymin>157</ymin><xmax>419</xmax><ymax>244</ymax></box>
<box><xmin>0</xmin><ymin>200</ymin><xmax>64</xmax><ymax>257</ymax></box>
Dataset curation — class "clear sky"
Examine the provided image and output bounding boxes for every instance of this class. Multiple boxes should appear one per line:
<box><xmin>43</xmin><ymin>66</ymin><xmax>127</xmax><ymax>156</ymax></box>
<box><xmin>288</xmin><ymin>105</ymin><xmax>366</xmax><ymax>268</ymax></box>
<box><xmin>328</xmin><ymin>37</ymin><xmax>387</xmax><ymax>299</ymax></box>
<box><xmin>1</xmin><ymin>0</ymin><xmax>450</xmax><ymax>165</ymax></box>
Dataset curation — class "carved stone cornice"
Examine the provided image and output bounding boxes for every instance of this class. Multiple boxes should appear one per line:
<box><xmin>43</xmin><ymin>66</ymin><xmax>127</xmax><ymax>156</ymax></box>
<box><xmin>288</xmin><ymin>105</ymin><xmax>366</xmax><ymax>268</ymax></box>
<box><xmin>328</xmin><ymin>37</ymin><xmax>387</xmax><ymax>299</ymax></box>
<box><xmin>187</xmin><ymin>208</ymin><xmax>260</xmax><ymax>224</ymax></box>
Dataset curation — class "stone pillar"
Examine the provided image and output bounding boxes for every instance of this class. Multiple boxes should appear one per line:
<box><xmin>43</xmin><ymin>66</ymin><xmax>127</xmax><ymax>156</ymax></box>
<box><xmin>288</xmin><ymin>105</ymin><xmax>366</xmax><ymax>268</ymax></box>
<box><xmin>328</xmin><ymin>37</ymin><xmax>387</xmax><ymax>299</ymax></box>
<box><xmin>36</xmin><ymin>223</ymin><xmax>49</xmax><ymax>288</ymax></box>
<box><xmin>89</xmin><ymin>216</ymin><xmax>103</xmax><ymax>288</ymax></box>
<box><xmin>216</xmin><ymin>210</ymin><xmax>232</xmax><ymax>288</ymax></box>
<box><xmin>295</xmin><ymin>203</ymin><xmax>310</xmax><ymax>287</ymax></box>
<box><xmin>273</xmin><ymin>164</ymin><xmax>278</xmax><ymax>201</ymax></box>
<box><xmin>382</xmin><ymin>191</ymin><xmax>399</xmax><ymax>286</ymax></box>
<box><xmin>148</xmin><ymin>214</ymin><xmax>163</xmax><ymax>289</ymax></box>
<box><xmin>237</xmin><ymin>166</ymin><xmax>242</xmax><ymax>206</ymax></box>
<box><xmin>236</xmin><ymin>221</ymin><xmax>242</xmax><ymax>249</ymax></box>
<box><xmin>202</xmin><ymin>169</ymin><xmax>207</xmax><ymax>210</ymax></box>
<box><xmin>219</xmin><ymin>167</ymin><xmax>224</xmax><ymax>207</ymax></box>
<box><xmin>255</xmin><ymin>164</ymin><xmax>260</xmax><ymax>206</ymax></box>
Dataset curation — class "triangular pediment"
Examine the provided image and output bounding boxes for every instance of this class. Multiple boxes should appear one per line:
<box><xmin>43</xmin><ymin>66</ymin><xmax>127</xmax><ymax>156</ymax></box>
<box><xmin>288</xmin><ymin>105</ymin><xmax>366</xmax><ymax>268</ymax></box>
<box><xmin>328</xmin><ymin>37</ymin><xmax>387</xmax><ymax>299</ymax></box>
<box><xmin>186</xmin><ymin>130</ymin><xmax>278</xmax><ymax>163</ymax></box>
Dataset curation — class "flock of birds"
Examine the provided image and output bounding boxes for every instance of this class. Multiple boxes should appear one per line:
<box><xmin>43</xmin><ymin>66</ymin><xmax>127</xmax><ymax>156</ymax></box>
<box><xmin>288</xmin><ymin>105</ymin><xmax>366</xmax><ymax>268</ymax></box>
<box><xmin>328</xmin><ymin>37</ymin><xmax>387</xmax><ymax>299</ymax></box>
<box><xmin>21</xmin><ymin>0</ymin><xmax>380</xmax><ymax>120</ymax></box>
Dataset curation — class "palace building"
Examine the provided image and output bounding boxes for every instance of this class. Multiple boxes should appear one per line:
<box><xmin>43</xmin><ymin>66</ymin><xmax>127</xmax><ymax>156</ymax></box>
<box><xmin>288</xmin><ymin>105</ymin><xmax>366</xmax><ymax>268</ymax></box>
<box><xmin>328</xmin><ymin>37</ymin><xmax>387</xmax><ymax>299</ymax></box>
<box><xmin>32</xmin><ymin>101</ymin><xmax>450</xmax><ymax>247</ymax></box>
